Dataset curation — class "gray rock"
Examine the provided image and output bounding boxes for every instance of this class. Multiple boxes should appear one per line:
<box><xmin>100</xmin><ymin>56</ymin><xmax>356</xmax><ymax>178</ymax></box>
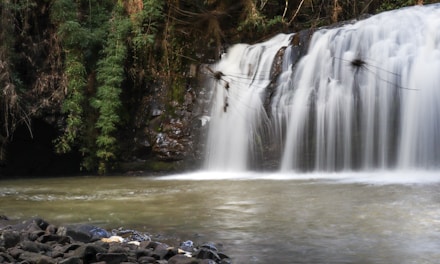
<box><xmin>6</xmin><ymin>246</ymin><xmax>24</xmax><ymax>259</ymax></box>
<box><xmin>58</xmin><ymin>256</ymin><xmax>83</xmax><ymax>264</ymax></box>
<box><xmin>152</xmin><ymin>243</ymin><xmax>173</xmax><ymax>260</ymax></box>
<box><xmin>71</xmin><ymin>244</ymin><xmax>107</xmax><ymax>263</ymax></box>
<box><xmin>96</xmin><ymin>252</ymin><xmax>128</xmax><ymax>264</ymax></box>
<box><xmin>168</xmin><ymin>254</ymin><xmax>199</xmax><ymax>264</ymax></box>
<box><xmin>0</xmin><ymin>252</ymin><xmax>14</xmax><ymax>263</ymax></box>
<box><xmin>20</xmin><ymin>240</ymin><xmax>40</xmax><ymax>253</ymax></box>
<box><xmin>1</xmin><ymin>230</ymin><xmax>20</xmax><ymax>248</ymax></box>
<box><xmin>57</xmin><ymin>225</ymin><xmax>110</xmax><ymax>243</ymax></box>
<box><xmin>39</xmin><ymin>233</ymin><xmax>71</xmax><ymax>244</ymax></box>
<box><xmin>19</xmin><ymin>251</ymin><xmax>56</xmax><ymax>264</ymax></box>
<box><xmin>138</xmin><ymin>255</ymin><xmax>157</xmax><ymax>263</ymax></box>
<box><xmin>194</xmin><ymin>248</ymin><xmax>221</xmax><ymax>262</ymax></box>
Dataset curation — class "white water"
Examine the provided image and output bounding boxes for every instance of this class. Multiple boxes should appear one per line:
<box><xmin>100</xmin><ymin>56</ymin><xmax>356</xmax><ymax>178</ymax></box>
<box><xmin>204</xmin><ymin>34</ymin><xmax>294</xmax><ymax>170</ymax></box>
<box><xmin>204</xmin><ymin>4</ymin><xmax>440</xmax><ymax>172</ymax></box>
<box><xmin>158</xmin><ymin>170</ymin><xmax>440</xmax><ymax>185</ymax></box>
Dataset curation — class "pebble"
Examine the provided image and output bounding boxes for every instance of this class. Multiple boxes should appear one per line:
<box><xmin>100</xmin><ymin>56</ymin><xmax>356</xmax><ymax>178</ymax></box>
<box><xmin>0</xmin><ymin>217</ymin><xmax>231</xmax><ymax>264</ymax></box>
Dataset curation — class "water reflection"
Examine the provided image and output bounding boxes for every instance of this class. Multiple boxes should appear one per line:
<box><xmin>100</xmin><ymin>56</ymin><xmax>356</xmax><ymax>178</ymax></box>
<box><xmin>1</xmin><ymin>172</ymin><xmax>440</xmax><ymax>263</ymax></box>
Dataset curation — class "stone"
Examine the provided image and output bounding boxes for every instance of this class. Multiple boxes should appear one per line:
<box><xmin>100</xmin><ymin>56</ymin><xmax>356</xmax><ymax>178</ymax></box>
<box><xmin>1</xmin><ymin>230</ymin><xmax>20</xmax><ymax>248</ymax></box>
<box><xmin>58</xmin><ymin>256</ymin><xmax>83</xmax><ymax>264</ymax></box>
<box><xmin>20</xmin><ymin>240</ymin><xmax>40</xmax><ymax>253</ymax></box>
<box><xmin>142</xmin><ymin>241</ymin><xmax>160</xmax><ymax>250</ymax></box>
<box><xmin>0</xmin><ymin>215</ymin><xmax>9</xmax><ymax>220</ymax></box>
<box><xmin>96</xmin><ymin>252</ymin><xmax>128</xmax><ymax>264</ymax></box>
<box><xmin>135</xmin><ymin>248</ymin><xmax>153</xmax><ymax>259</ymax></box>
<box><xmin>194</xmin><ymin>248</ymin><xmax>221</xmax><ymax>262</ymax></box>
<box><xmin>46</xmin><ymin>224</ymin><xmax>57</xmax><ymax>234</ymax></box>
<box><xmin>200</xmin><ymin>242</ymin><xmax>217</xmax><ymax>252</ymax></box>
<box><xmin>138</xmin><ymin>256</ymin><xmax>157</xmax><ymax>264</ymax></box>
<box><xmin>199</xmin><ymin>259</ymin><xmax>216</xmax><ymax>264</ymax></box>
<box><xmin>101</xmin><ymin>235</ymin><xmax>124</xmax><ymax>243</ymax></box>
<box><xmin>179</xmin><ymin>240</ymin><xmax>194</xmax><ymax>252</ymax></box>
<box><xmin>61</xmin><ymin>243</ymin><xmax>83</xmax><ymax>253</ymax></box>
<box><xmin>7</xmin><ymin>246</ymin><xmax>24</xmax><ymax>259</ymax></box>
<box><xmin>108</xmin><ymin>243</ymin><xmax>128</xmax><ymax>254</ymax></box>
<box><xmin>168</xmin><ymin>254</ymin><xmax>199</xmax><ymax>264</ymax></box>
<box><xmin>1</xmin><ymin>218</ymin><xmax>231</xmax><ymax>264</ymax></box>
<box><xmin>152</xmin><ymin>243</ymin><xmax>172</xmax><ymax>260</ymax></box>
<box><xmin>57</xmin><ymin>225</ymin><xmax>110</xmax><ymax>243</ymax></box>
<box><xmin>12</xmin><ymin>218</ymin><xmax>49</xmax><ymax>233</ymax></box>
<box><xmin>218</xmin><ymin>252</ymin><xmax>230</xmax><ymax>260</ymax></box>
<box><xmin>33</xmin><ymin>218</ymin><xmax>50</xmax><ymax>231</ymax></box>
<box><xmin>0</xmin><ymin>252</ymin><xmax>14</xmax><ymax>263</ymax></box>
<box><xmin>71</xmin><ymin>244</ymin><xmax>107</xmax><ymax>263</ymax></box>
<box><xmin>88</xmin><ymin>226</ymin><xmax>111</xmax><ymax>241</ymax></box>
<box><xmin>19</xmin><ymin>251</ymin><xmax>56</xmax><ymax>264</ymax></box>
<box><xmin>28</xmin><ymin>230</ymin><xmax>46</xmax><ymax>241</ymax></box>
<box><xmin>39</xmin><ymin>234</ymin><xmax>71</xmax><ymax>244</ymax></box>
<box><xmin>57</xmin><ymin>226</ymin><xmax>90</xmax><ymax>243</ymax></box>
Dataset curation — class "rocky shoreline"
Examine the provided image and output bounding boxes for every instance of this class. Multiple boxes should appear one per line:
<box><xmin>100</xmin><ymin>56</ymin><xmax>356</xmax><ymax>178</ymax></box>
<box><xmin>0</xmin><ymin>217</ymin><xmax>231</xmax><ymax>264</ymax></box>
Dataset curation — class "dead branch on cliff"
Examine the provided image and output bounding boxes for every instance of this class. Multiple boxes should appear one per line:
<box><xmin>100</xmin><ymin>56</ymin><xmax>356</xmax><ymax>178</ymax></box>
<box><xmin>334</xmin><ymin>56</ymin><xmax>419</xmax><ymax>91</ymax></box>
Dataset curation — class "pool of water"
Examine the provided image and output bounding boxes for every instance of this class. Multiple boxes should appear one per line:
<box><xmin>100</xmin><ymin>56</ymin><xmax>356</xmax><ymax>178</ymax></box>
<box><xmin>1</xmin><ymin>171</ymin><xmax>440</xmax><ymax>263</ymax></box>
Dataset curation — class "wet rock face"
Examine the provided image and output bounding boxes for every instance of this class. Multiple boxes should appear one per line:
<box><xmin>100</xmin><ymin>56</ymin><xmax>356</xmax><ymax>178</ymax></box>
<box><xmin>0</xmin><ymin>217</ymin><xmax>231</xmax><ymax>264</ymax></box>
<box><xmin>153</xmin><ymin>118</ymin><xmax>190</xmax><ymax>161</ymax></box>
<box><xmin>129</xmin><ymin>82</ymin><xmax>209</xmax><ymax>171</ymax></box>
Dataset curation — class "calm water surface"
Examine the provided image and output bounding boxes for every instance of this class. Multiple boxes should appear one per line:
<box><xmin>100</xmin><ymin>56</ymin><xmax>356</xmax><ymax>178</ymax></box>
<box><xmin>1</xmin><ymin>171</ymin><xmax>440</xmax><ymax>263</ymax></box>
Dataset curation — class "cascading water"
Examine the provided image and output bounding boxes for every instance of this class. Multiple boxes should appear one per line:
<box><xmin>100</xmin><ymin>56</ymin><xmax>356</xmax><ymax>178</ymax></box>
<box><xmin>203</xmin><ymin>34</ymin><xmax>294</xmax><ymax>171</ymax></box>
<box><xmin>204</xmin><ymin>4</ymin><xmax>440</xmax><ymax>172</ymax></box>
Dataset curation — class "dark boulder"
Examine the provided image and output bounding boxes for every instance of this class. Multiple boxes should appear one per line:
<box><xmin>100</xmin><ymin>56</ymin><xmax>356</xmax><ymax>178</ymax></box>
<box><xmin>194</xmin><ymin>247</ymin><xmax>221</xmax><ymax>262</ymax></box>
<box><xmin>1</xmin><ymin>217</ymin><xmax>231</xmax><ymax>263</ymax></box>
<box><xmin>168</xmin><ymin>254</ymin><xmax>200</xmax><ymax>264</ymax></box>
<box><xmin>152</xmin><ymin>242</ymin><xmax>175</xmax><ymax>260</ymax></box>
<box><xmin>138</xmin><ymin>255</ymin><xmax>157</xmax><ymax>263</ymax></box>
<box><xmin>96</xmin><ymin>252</ymin><xmax>128</xmax><ymax>263</ymax></box>
<box><xmin>20</xmin><ymin>240</ymin><xmax>40</xmax><ymax>253</ymax></box>
<box><xmin>18</xmin><ymin>251</ymin><xmax>56</xmax><ymax>264</ymax></box>
<box><xmin>1</xmin><ymin>230</ymin><xmax>20</xmax><ymax>248</ymax></box>
<box><xmin>57</xmin><ymin>225</ymin><xmax>110</xmax><ymax>243</ymax></box>
<box><xmin>58</xmin><ymin>256</ymin><xmax>83</xmax><ymax>264</ymax></box>
<box><xmin>69</xmin><ymin>244</ymin><xmax>107</xmax><ymax>263</ymax></box>
<box><xmin>39</xmin><ymin>233</ymin><xmax>71</xmax><ymax>244</ymax></box>
<box><xmin>6</xmin><ymin>246</ymin><xmax>24</xmax><ymax>259</ymax></box>
<box><xmin>180</xmin><ymin>240</ymin><xmax>194</xmax><ymax>252</ymax></box>
<box><xmin>0</xmin><ymin>252</ymin><xmax>14</xmax><ymax>263</ymax></box>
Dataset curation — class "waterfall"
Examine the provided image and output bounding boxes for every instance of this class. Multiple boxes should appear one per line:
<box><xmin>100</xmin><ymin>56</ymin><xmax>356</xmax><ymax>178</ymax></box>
<box><xmin>204</xmin><ymin>4</ymin><xmax>440</xmax><ymax>172</ymax></box>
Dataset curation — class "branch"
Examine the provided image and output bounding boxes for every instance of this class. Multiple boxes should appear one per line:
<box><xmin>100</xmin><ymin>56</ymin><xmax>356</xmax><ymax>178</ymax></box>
<box><xmin>282</xmin><ymin>0</ymin><xmax>288</xmax><ymax>22</ymax></box>
<box><xmin>288</xmin><ymin>0</ymin><xmax>306</xmax><ymax>26</ymax></box>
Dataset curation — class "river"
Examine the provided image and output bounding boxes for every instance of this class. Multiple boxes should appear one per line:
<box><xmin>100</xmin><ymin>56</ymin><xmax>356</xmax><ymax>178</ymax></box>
<box><xmin>2</xmin><ymin>171</ymin><xmax>440</xmax><ymax>263</ymax></box>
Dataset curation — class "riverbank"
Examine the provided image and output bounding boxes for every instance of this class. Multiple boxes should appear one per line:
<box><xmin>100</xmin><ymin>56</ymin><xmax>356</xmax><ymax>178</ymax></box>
<box><xmin>0</xmin><ymin>216</ymin><xmax>231</xmax><ymax>264</ymax></box>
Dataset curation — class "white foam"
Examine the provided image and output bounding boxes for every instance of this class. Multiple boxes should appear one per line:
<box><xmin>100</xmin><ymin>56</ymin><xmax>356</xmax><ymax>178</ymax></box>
<box><xmin>155</xmin><ymin>170</ymin><xmax>440</xmax><ymax>185</ymax></box>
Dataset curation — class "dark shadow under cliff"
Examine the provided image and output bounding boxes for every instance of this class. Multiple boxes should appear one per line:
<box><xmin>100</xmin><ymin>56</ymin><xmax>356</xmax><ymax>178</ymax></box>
<box><xmin>0</xmin><ymin>119</ymin><xmax>81</xmax><ymax>178</ymax></box>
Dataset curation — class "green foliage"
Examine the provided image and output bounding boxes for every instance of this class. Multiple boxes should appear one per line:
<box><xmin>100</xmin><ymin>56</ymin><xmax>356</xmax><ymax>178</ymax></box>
<box><xmin>50</xmin><ymin>0</ymin><xmax>166</xmax><ymax>173</ymax></box>
<box><xmin>92</xmin><ymin>2</ymin><xmax>131</xmax><ymax>174</ymax></box>
<box><xmin>52</xmin><ymin>0</ymin><xmax>87</xmax><ymax>155</ymax></box>
<box><xmin>376</xmin><ymin>0</ymin><xmax>414</xmax><ymax>12</ymax></box>
<box><xmin>54</xmin><ymin>52</ymin><xmax>87</xmax><ymax>153</ymax></box>
<box><xmin>236</xmin><ymin>1</ymin><xmax>286</xmax><ymax>37</ymax></box>
<box><xmin>13</xmin><ymin>0</ymin><xmax>432</xmax><ymax>175</ymax></box>
<box><xmin>50</xmin><ymin>0</ymin><xmax>76</xmax><ymax>23</ymax></box>
<box><xmin>131</xmin><ymin>0</ymin><xmax>163</xmax><ymax>50</ymax></box>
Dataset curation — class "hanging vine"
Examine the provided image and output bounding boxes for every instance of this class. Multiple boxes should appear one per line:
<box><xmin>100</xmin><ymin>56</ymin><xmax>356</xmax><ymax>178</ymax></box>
<box><xmin>91</xmin><ymin>1</ymin><xmax>131</xmax><ymax>174</ymax></box>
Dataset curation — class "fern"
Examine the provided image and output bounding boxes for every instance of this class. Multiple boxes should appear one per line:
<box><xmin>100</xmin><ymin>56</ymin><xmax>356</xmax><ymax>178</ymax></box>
<box><xmin>92</xmin><ymin>2</ymin><xmax>131</xmax><ymax>174</ymax></box>
<box><xmin>52</xmin><ymin>0</ymin><xmax>88</xmax><ymax>155</ymax></box>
